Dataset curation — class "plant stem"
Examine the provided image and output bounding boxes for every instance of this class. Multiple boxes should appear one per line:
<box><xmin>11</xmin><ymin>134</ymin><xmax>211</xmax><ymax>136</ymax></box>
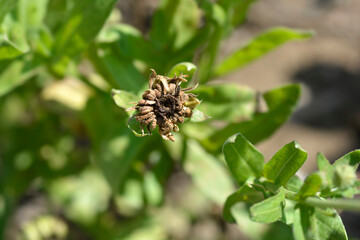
<box><xmin>284</xmin><ymin>189</ymin><xmax>360</xmax><ymax>212</ymax></box>
<box><xmin>303</xmin><ymin>197</ymin><xmax>360</xmax><ymax>212</ymax></box>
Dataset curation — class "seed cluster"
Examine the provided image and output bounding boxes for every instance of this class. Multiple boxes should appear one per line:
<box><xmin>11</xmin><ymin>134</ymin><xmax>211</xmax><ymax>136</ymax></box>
<box><xmin>134</xmin><ymin>69</ymin><xmax>199</xmax><ymax>141</ymax></box>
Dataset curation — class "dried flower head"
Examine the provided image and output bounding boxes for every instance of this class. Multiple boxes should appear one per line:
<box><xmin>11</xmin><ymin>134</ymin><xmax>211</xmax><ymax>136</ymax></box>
<box><xmin>133</xmin><ymin>69</ymin><xmax>199</xmax><ymax>142</ymax></box>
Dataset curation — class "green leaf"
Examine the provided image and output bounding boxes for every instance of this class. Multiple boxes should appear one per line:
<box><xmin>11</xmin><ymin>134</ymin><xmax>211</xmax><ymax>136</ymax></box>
<box><xmin>215</xmin><ymin>28</ymin><xmax>314</xmax><ymax>76</ymax></box>
<box><xmin>150</xmin><ymin>0</ymin><xmax>200</xmax><ymax>51</ymax></box>
<box><xmin>196</xmin><ymin>2</ymin><xmax>226</xmax><ymax>83</ymax></box>
<box><xmin>82</xmin><ymin>96</ymin><xmax>146</xmax><ymax>191</ymax></box>
<box><xmin>263</xmin><ymin>141</ymin><xmax>307</xmax><ymax>186</ymax></box>
<box><xmin>0</xmin><ymin>0</ymin><xmax>18</xmax><ymax>23</ymax></box>
<box><xmin>0</xmin><ymin>35</ymin><xmax>25</xmax><ymax>60</ymax></box>
<box><xmin>89</xmin><ymin>46</ymin><xmax>146</xmax><ymax>92</ymax></box>
<box><xmin>0</xmin><ymin>58</ymin><xmax>39</xmax><ymax>97</ymax></box>
<box><xmin>127</xmin><ymin>114</ymin><xmax>151</xmax><ymax>138</ymax></box>
<box><xmin>333</xmin><ymin>150</ymin><xmax>360</xmax><ymax>170</ymax></box>
<box><xmin>143</xmin><ymin>171</ymin><xmax>163</xmax><ymax>206</ymax></box>
<box><xmin>317</xmin><ymin>152</ymin><xmax>333</xmax><ymax>187</ymax></box>
<box><xmin>111</xmin><ymin>89</ymin><xmax>138</xmax><ymax>114</ymax></box>
<box><xmin>100</xmin><ymin>24</ymin><xmax>163</xmax><ymax>66</ymax></box>
<box><xmin>192</xmin><ymin>84</ymin><xmax>256</xmax><ymax>122</ymax></box>
<box><xmin>203</xmin><ymin>84</ymin><xmax>301</xmax><ymax>152</ymax></box>
<box><xmin>167</xmin><ymin>62</ymin><xmax>197</xmax><ymax>79</ymax></box>
<box><xmin>293</xmin><ymin>205</ymin><xmax>347</xmax><ymax>240</ymax></box>
<box><xmin>184</xmin><ymin>140</ymin><xmax>234</xmax><ymax>204</ymax></box>
<box><xmin>50</xmin><ymin>0</ymin><xmax>118</xmax><ymax>76</ymax></box>
<box><xmin>286</xmin><ymin>175</ymin><xmax>304</xmax><ymax>192</ymax></box>
<box><xmin>223</xmin><ymin>182</ymin><xmax>263</xmax><ymax>222</ymax></box>
<box><xmin>218</xmin><ymin>0</ymin><xmax>256</xmax><ymax>27</ymax></box>
<box><xmin>189</xmin><ymin>109</ymin><xmax>211</xmax><ymax>122</ymax></box>
<box><xmin>250</xmin><ymin>187</ymin><xmax>285</xmax><ymax>223</ymax></box>
<box><xmin>222</xmin><ymin>133</ymin><xmax>264</xmax><ymax>184</ymax></box>
<box><xmin>297</xmin><ymin>173</ymin><xmax>322</xmax><ymax>199</ymax></box>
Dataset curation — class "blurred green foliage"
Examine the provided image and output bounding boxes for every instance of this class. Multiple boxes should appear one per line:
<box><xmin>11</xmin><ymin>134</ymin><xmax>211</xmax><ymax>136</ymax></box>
<box><xmin>0</xmin><ymin>0</ymin><xmax>317</xmax><ymax>239</ymax></box>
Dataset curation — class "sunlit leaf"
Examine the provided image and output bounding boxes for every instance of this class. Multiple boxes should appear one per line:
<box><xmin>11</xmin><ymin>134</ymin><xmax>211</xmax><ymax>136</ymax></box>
<box><xmin>215</xmin><ymin>28</ymin><xmax>314</xmax><ymax>76</ymax></box>
<box><xmin>223</xmin><ymin>133</ymin><xmax>264</xmax><ymax>184</ymax></box>
<box><xmin>111</xmin><ymin>89</ymin><xmax>138</xmax><ymax>113</ymax></box>
<box><xmin>263</xmin><ymin>141</ymin><xmax>307</xmax><ymax>186</ymax></box>
<box><xmin>167</xmin><ymin>62</ymin><xmax>197</xmax><ymax>79</ymax></box>
<box><xmin>189</xmin><ymin>109</ymin><xmax>210</xmax><ymax>122</ymax></box>
<box><xmin>250</xmin><ymin>187</ymin><xmax>285</xmax><ymax>223</ymax></box>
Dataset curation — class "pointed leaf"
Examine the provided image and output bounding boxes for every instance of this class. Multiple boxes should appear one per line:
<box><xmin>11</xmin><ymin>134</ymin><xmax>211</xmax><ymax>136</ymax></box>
<box><xmin>263</xmin><ymin>141</ymin><xmax>307</xmax><ymax>186</ymax></box>
<box><xmin>250</xmin><ymin>187</ymin><xmax>285</xmax><ymax>223</ymax></box>
<box><xmin>222</xmin><ymin>133</ymin><xmax>264</xmax><ymax>184</ymax></box>
<box><xmin>215</xmin><ymin>28</ymin><xmax>314</xmax><ymax>76</ymax></box>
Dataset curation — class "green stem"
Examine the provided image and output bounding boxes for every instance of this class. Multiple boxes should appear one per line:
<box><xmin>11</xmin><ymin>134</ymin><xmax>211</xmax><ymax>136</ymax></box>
<box><xmin>303</xmin><ymin>197</ymin><xmax>360</xmax><ymax>212</ymax></box>
<box><xmin>284</xmin><ymin>189</ymin><xmax>360</xmax><ymax>212</ymax></box>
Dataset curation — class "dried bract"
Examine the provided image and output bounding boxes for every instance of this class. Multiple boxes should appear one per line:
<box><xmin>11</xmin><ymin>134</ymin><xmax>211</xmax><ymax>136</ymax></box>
<box><xmin>134</xmin><ymin>69</ymin><xmax>199</xmax><ymax>141</ymax></box>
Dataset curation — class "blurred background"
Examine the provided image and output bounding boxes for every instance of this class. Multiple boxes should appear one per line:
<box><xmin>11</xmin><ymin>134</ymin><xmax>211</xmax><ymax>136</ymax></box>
<box><xmin>1</xmin><ymin>0</ymin><xmax>359</xmax><ymax>239</ymax></box>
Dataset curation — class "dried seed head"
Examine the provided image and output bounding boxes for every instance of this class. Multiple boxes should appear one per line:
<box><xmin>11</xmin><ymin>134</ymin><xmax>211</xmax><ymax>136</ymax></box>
<box><xmin>134</xmin><ymin>69</ymin><xmax>199</xmax><ymax>141</ymax></box>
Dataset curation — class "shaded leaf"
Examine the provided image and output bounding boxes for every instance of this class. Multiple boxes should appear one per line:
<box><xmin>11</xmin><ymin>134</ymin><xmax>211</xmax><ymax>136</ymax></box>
<box><xmin>293</xmin><ymin>205</ymin><xmax>347</xmax><ymax>240</ymax></box>
<box><xmin>203</xmin><ymin>84</ymin><xmax>301</xmax><ymax>152</ymax></box>
<box><xmin>222</xmin><ymin>133</ymin><xmax>264</xmax><ymax>184</ymax></box>
<box><xmin>263</xmin><ymin>141</ymin><xmax>307</xmax><ymax>186</ymax></box>
<box><xmin>150</xmin><ymin>0</ymin><xmax>200</xmax><ymax>51</ymax></box>
<box><xmin>215</xmin><ymin>28</ymin><xmax>314</xmax><ymax>76</ymax></box>
<box><xmin>250</xmin><ymin>187</ymin><xmax>285</xmax><ymax>223</ymax></box>
<box><xmin>0</xmin><ymin>58</ymin><xmax>40</xmax><ymax>97</ymax></box>
<box><xmin>51</xmin><ymin>0</ymin><xmax>118</xmax><ymax>76</ymax></box>
<box><xmin>184</xmin><ymin>140</ymin><xmax>234</xmax><ymax>204</ymax></box>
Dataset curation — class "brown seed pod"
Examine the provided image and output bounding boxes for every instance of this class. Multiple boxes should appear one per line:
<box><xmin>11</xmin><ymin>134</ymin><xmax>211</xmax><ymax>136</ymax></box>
<box><xmin>133</xmin><ymin>69</ymin><xmax>200</xmax><ymax>141</ymax></box>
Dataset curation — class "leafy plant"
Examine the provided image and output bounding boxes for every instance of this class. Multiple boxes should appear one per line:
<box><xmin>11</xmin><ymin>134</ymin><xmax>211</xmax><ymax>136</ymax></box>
<box><xmin>223</xmin><ymin>133</ymin><xmax>360</xmax><ymax>240</ymax></box>
<box><xmin>1</xmin><ymin>0</ymin><xmax>354</xmax><ymax>239</ymax></box>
